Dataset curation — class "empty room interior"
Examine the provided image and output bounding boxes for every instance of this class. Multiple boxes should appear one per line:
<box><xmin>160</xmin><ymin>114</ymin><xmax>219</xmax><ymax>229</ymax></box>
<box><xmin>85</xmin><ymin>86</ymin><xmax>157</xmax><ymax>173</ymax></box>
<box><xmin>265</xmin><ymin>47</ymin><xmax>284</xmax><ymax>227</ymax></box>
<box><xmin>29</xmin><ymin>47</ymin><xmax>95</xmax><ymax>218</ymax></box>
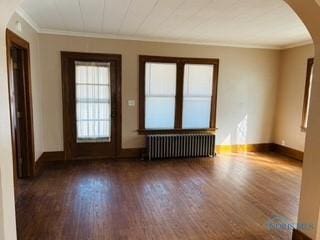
<box><xmin>2</xmin><ymin>0</ymin><xmax>320</xmax><ymax>239</ymax></box>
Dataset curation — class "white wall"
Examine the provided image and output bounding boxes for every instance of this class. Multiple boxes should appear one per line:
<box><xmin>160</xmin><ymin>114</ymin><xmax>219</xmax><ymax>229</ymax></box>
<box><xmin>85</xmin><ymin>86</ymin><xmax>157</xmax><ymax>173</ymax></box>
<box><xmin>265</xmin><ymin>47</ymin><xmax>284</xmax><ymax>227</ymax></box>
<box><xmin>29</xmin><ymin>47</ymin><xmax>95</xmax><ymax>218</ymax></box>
<box><xmin>273</xmin><ymin>44</ymin><xmax>314</xmax><ymax>151</ymax></box>
<box><xmin>0</xmin><ymin>26</ymin><xmax>17</xmax><ymax>240</ymax></box>
<box><xmin>7</xmin><ymin>13</ymin><xmax>44</xmax><ymax>160</ymax></box>
<box><xmin>0</xmin><ymin>1</ymin><xmax>20</xmax><ymax>240</ymax></box>
<box><xmin>38</xmin><ymin>33</ymin><xmax>280</xmax><ymax>151</ymax></box>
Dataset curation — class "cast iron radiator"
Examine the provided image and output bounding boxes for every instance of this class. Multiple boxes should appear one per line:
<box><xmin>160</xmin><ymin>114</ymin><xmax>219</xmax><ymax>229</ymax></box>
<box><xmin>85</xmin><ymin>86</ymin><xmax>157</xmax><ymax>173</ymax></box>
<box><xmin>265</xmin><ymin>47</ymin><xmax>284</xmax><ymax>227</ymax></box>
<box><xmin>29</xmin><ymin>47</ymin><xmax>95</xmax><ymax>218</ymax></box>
<box><xmin>146</xmin><ymin>134</ymin><xmax>215</xmax><ymax>160</ymax></box>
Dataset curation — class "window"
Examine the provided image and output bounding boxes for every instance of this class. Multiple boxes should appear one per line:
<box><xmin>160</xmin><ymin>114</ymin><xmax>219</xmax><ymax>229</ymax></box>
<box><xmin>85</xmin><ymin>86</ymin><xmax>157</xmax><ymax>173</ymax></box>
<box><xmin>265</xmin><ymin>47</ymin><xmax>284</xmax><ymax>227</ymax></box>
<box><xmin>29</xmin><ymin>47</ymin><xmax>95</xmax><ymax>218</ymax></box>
<box><xmin>183</xmin><ymin>64</ymin><xmax>214</xmax><ymax>129</ymax></box>
<box><xmin>139</xmin><ymin>56</ymin><xmax>219</xmax><ymax>133</ymax></box>
<box><xmin>75</xmin><ymin>61</ymin><xmax>111</xmax><ymax>142</ymax></box>
<box><xmin>301</xmin><ymin>58</ymin><xmax>314</xmax><ymax>131</ymax></box>
<box><xmin>145</xmin><ymin>63</ymin><xmax>177</xmax><ymax>129</ymax></box>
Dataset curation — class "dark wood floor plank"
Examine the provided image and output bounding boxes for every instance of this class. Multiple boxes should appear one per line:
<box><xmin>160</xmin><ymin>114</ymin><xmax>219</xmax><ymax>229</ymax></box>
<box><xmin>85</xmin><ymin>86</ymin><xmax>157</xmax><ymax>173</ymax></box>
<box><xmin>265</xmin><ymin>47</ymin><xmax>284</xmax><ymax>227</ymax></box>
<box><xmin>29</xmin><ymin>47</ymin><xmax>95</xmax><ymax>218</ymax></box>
<box><xmin>15</xmin><ymin>152</ymin><xmax>302</xmax><ymax>240</ymax></box>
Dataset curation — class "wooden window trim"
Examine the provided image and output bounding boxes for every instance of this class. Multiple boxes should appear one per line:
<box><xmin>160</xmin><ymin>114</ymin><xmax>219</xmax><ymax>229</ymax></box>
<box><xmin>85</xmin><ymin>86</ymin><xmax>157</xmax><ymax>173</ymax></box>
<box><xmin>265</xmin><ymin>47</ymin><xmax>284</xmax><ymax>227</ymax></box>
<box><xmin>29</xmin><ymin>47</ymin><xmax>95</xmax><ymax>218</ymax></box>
<box><xmin>139</xmin><ymin>55</ymin><xmax>219</xmax><ymax>134</ymax></box>
<box><xmin>301</xmin><ymin>58</ymin><xmax>314</xmax><ymax>132</ymax></box>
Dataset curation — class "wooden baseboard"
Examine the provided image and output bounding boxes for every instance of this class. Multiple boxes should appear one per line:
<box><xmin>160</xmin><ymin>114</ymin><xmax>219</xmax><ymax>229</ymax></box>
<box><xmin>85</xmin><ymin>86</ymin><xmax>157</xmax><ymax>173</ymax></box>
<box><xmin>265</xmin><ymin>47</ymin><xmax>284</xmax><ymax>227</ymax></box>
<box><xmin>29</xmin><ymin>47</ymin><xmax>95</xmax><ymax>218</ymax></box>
<box><xmin>215</xmin><ymin>143</ymin><xmax>304</xmax><ymax>161</ymax></box>
<box><xmin>40</xmin><ymin>151</ymin><xmax>65</xmax><ymax>161</ymax></box>
<box><xmin>35</xmin><ymin>151</ymin><xmax>65</xmax><ymax>175</ymax></box>
<box><xmin>271</xmin><ymin>144</ymin><xmax>304</xmax><ymax>161</ymax></box>
<box><xmin>35</xmin><ymin>144</ymin><xmax>303</xmax><ymax>175</ymax></box>
<box><xmin>118</xmin><ymin>148</ymin><xmax>143</xmax><ymax>159</ymax></box>
<box><xmin>35</xmin><ymin>148</ymin><xmax>143</xmax><ymax>175</ymax></box>
<box><xmin>215</xmin><ymin>143</ymin><xmax>272</xmax><ymax>154</ymax></box>
<box><xmin>292</xmin><ymin>229</ymin><xmax>312</xmax><ymax>240</ymax></box>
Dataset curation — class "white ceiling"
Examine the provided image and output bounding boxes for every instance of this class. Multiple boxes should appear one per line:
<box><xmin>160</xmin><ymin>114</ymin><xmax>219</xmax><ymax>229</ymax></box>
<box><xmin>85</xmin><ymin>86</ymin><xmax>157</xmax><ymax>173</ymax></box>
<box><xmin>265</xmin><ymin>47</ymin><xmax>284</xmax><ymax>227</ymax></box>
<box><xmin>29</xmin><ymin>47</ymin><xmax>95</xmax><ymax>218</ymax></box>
<box><xmin>17</xmin><ymin>0</ymin><xmax>312</xmax><ymax>49</ymax></box>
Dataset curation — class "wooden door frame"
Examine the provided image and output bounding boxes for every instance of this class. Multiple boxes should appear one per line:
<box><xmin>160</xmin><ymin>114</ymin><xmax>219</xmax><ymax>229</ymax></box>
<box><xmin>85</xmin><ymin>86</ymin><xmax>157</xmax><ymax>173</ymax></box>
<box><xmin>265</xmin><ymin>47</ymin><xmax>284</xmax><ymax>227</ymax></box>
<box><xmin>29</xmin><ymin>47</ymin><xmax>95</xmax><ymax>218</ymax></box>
<box><xmin>61</xmin><ymin>51</ymin><xmax>122</xmax><ymax>160</ymax></box>
<box><xmin>6</xmin><ymin>29</ymin><xmax>35</xmax><ymax>178</ymax></box>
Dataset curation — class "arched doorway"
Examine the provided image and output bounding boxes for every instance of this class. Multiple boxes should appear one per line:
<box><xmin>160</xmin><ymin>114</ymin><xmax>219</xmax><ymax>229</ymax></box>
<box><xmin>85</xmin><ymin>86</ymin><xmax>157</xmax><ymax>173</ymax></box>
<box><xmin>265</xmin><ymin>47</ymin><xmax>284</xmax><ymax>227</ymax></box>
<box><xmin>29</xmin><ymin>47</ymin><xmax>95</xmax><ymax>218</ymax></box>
<box><xmin>0</xmin><ymin>0</ymin><xmax>320</xmax><ymax>239</ymax></box>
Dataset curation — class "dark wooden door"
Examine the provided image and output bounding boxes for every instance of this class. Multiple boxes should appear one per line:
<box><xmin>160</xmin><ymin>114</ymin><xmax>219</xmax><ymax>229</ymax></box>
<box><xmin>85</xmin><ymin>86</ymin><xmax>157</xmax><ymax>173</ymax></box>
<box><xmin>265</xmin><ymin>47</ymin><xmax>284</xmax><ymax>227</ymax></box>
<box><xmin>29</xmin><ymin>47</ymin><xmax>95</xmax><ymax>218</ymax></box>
<box><xmin>10</xmin><ymin>47</ymin><xmax>29</xmax><ymax>178</ymax></box>
<box><xmin>61</xmin><ymin>52</ymin><xmax>121</xmax><ymax>160</ymax></box>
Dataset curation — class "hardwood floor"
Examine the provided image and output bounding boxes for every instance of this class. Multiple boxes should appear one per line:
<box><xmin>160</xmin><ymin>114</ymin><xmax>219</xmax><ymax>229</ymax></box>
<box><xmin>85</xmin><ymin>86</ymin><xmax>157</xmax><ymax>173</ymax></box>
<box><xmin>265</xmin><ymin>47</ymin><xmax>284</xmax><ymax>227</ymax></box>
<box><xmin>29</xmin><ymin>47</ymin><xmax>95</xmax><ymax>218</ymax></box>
<box><xmin>15</xmin><ymin>153</ymin><xmax>302</xmax><ymax>240</ymax></box>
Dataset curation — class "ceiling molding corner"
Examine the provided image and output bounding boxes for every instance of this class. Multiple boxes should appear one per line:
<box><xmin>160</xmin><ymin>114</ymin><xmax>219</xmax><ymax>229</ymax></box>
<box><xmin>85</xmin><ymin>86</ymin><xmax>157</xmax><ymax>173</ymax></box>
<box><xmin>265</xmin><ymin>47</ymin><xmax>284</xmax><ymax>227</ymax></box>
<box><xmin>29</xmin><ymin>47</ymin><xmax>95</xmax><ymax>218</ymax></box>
<box><xmin>15</xmin><ymin>7</ymin><xmax>41</xmax><ymax>33</ymax></box>
<box><xmin>282</xmin><ymin>40</ymin><xmax>314</xmax><ymax>49</ymax></box>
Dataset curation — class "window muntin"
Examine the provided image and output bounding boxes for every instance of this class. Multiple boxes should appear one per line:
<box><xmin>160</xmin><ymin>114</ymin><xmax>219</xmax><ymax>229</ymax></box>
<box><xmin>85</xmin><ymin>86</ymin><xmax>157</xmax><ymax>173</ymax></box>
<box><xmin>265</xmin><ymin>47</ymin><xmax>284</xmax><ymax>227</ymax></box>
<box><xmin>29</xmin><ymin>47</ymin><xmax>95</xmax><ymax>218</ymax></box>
<box><xmin>75</xmin><ymin>61</ymin><xmax>111</xmax><ymax>142</ymax></box>
<box><xmin>145</xmin><ymin>62</ymin><xmax>177</xmax><ymax>129</ymax></box>
<box><xmin>182</xmin><ymin>64</ymin><xmax>214</xmax><ymax>129</ymax></box>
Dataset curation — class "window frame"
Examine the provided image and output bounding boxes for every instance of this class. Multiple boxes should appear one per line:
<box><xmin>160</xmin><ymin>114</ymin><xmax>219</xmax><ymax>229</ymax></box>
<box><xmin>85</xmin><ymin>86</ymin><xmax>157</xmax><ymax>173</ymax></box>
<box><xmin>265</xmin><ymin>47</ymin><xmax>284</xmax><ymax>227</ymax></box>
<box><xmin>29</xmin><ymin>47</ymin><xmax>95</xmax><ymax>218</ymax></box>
<box><xmin>301</xmin><ymin>58</ymin><xmax>314</xmax><ymax>131</ymax></box>
<box><xmin>139</xmin><ymin>55</ymin><xmax>219</xmax><ymax>134</ymax></box>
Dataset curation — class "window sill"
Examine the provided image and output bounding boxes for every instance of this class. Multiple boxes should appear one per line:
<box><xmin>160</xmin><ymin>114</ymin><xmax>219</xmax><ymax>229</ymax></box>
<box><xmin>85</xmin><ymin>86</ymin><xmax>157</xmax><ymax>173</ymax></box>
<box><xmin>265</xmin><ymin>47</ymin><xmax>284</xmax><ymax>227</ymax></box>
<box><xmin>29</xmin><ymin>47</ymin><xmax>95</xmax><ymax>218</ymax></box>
<box><xmin>138</xmin><ymin>128</ymin><xmax>217</xmax><ymax>135</ymax></box>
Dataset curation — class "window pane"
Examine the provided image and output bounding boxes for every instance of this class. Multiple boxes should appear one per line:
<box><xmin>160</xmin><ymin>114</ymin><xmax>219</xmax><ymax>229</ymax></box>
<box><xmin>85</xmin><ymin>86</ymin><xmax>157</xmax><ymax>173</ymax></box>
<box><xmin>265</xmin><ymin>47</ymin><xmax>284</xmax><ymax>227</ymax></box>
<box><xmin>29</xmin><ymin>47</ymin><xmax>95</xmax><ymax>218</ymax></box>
<box><xmin>183</xmin><ymin>64</ymin><xmax>214</xmax><ymax>129</ymax></box>
<box><xmin>87</xmin><ymin>103</ymin><xmax>100</xmax><ymax>120</ymax></box>
<box><xmin>76</xmin><ymin>103</ymin><xmax>88</xmax><ymax>120</ymax></box>
<box><xmin>145</xmin><ymin>97</ymin><xmax>176</xmax><ymax>129</ymax></box>
<box><xmin>99</xmin><ymin>85</ymin><xmax>110</xmax><ymax>100</ymax></box>
<box><xmin>98</xmin><ymin>103</ymin><xmax>110</xmax><ymax>120</ymax></box>
<box><xmin>183</xmin><ymin>97</ymin><xmax>211</xmax><ymax>129</ymax></box>
<box><xmin>76</xmin><ymin>66</ymin><xmax>87</xmax><ymax>84</ymax></box>
<box><xmin>184</xmin><ymin>64</ymin><xmax>214</xmax><ymax>96</ymax></box>
<box><xmin>145</xmin><ymin>63</ymin><xmax>177</xmax><ymax>95</ymax></box>
<box><xmin>75</xmin><ymin>61</ymin><xmax>111</xmax><ymax>142</ymax></box>
<box><xmin>98</xmin><ymin>67</ymin><xmax>109</xmax><ymax>84</ymax></box>
<box><xmin>77</xmin><ymin>121</ymin><xmax>88</xmax><ymax>139</ymax></box>
<box><xmin>145</xmin><ymin>62</ymin><xmax>177</xmax><ymax>129</ymax></box>
<box><xmin>99</xmin><ymin>120</ymin><xmax>109</xmax><ymax>138</ymax></box>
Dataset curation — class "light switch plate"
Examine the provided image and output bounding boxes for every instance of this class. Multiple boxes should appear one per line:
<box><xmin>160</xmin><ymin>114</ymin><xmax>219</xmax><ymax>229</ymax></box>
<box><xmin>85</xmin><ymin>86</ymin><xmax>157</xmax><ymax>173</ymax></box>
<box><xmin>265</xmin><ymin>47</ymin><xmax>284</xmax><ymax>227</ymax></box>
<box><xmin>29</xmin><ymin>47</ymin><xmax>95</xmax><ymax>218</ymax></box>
<box><xmin>128</xmin><ymin>100</ymin><xmax>135</xmax><ymax>107</ymax></box>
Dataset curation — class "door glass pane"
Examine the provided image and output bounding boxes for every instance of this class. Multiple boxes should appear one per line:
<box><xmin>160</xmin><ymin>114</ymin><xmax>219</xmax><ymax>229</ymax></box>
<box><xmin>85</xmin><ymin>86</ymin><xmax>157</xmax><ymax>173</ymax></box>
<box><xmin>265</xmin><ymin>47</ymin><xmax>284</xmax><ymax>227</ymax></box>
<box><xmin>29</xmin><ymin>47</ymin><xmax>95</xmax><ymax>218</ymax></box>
<box><xmin>145</xmin><ymin>62</ymin><xmax>176</xmax><ymax>129</ymax></box>
<box><xmin>183</xmin><ymin>64</ymin><xmax>214</xmax><ymax>129</ymax></box>
<box><xmin>75</xmin><ymin>61</ymin><xmax>111</xmax><ymax>142</ymax></box>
